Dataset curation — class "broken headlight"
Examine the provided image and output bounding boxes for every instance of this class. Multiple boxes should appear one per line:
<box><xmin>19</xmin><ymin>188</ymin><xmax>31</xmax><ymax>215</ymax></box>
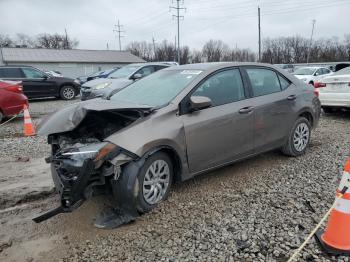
<box><xmin>60</xmin><ymin>142</ymin><xmax>118</xmax><ymax>168</ymax></box>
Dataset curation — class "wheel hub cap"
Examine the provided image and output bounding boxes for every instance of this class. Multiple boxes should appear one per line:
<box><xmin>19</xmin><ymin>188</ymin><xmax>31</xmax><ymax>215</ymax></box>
<box><xmin>143</xmin><ymin>160</ymin><xmax>170</xmax><ymax>205</ymax></box>
<box><xmin>293</xmin><ymin>122</ymin><xmax>310</xmax><ymax>152</ymax></box>
<box><xmin>63</xmin><ymin>88</ymin><xmax>74</xmax><ymax>99</ymax></box>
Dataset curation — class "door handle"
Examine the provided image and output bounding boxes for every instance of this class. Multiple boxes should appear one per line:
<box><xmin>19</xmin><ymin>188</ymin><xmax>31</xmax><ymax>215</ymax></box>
<box><xmin>287</xmin><ymin>95</ymin><xmax>296</xmax><ymax>100</ymax></box>
<box><xmin>239</xmin><ymin>106</ymin><xmax>254</xmax><ymax>114</ymax></box>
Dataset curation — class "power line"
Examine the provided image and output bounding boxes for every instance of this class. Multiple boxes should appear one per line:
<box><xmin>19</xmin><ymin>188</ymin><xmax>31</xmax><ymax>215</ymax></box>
<box><xmin>170</xmin><ymin>0</ymin><xmax>186</xmax><ymax>64</ymax></box>
<box><xmin>113</xmin><ymin>19</ymin><xmax>125</xmax><ymax>51</ymax></box>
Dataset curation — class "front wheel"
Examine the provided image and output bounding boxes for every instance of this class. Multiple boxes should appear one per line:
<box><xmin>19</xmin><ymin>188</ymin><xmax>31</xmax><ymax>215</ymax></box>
<box><xmin>60</xmin><ymin>86</ymin><xmax>76</xmax><ymax>100</ymax></box>
<box><xmin>135</xmin><ymin>152</ymin><xmax>173</xmax><ymax>213</ymax></box>
<box><xmin>281</xmin><ymin>117</ymin><xmax>311</xmax><ymax>157</ymax></box>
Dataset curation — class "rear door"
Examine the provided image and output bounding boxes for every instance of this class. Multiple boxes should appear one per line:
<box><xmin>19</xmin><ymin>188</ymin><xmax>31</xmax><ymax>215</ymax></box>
<box><xmin>181</xmin><ymin>68</ymin><xmax>254</xmax><ymax>173</ymax></box>
<box><xmin>241</xmin><ymin>67</ymin><xmax>297</xmax><ymax>153</ymax></box>
<box><xmin>20</xmin><ymin>67</ymin><xmax>56</xmax><ymax>98</ymax></box>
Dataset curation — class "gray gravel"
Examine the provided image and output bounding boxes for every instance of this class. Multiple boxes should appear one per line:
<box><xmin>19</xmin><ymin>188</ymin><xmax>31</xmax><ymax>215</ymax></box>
<box><xmin>58</xmin><ymin>112</ymin><xmax>350</xmax><ymax>262</ymax></box>
<box><xmin>0</xmin><ymin>98</ymin><xmax>79</xmax><ymax>160</ymax></box>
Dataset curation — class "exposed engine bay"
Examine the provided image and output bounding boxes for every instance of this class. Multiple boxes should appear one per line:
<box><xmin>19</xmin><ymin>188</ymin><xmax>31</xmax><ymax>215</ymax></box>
<box><xmin>33</xmin><ymin>109</ymin><xmax>149</xmax><ymax>227</ymax></box>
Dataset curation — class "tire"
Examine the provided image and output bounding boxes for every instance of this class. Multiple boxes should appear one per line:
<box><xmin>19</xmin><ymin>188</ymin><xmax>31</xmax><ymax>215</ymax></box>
<box><xmin>60</xmin><ymin>85</ymin><xmax>76</xmax><ymax>100</ymax></box>
<box><xmin>281</xmin><ymin>117</ymin><xmax>311</xmax><ymax>157</ymax></box>
<box><xmin>134</xmin><ymin>152</ymin><xmax>173</xmax><ymax>213</ymax></box>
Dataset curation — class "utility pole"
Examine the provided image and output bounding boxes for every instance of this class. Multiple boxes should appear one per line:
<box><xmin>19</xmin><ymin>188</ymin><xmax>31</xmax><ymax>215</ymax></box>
<box><xmin>113</xmin><ymin>19</ymin><xmax>125</xmax><ymax>51</ymax></box>
<box><xmin>258</xmin><ymin>6</ymin><xmax>261</xmax><ymax>62</ymax></box>
<box><xmin>107</xmin><ymin>43</ymin><xmax>109</xmax><ymax>50</ymax></box>
<box><xmin>170</xmin><ymin>0</ymin><xmax>186</xmax><ymax>64</ymax></box>
<box><xmin>307</xmin><ymin>19</ymin><xmax>316</xmax><ymax>64</ymax></box>
<box><xmin>64</xmin><ymin>28</ymin><xmax>68</xmax><ymax>49</ymax></box>
<box><xmin>152</xmin><ymin>37</ymin><xmax>156</xmax><ymax>60</ymax></box>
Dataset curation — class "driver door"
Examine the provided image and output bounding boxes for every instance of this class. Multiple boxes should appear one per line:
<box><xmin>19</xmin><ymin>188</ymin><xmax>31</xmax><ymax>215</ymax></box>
<box><xmin>20</xmin><ymin>67</ymin><xmax>55</xmax><ymax>97</ymax></box>
<box><xmin>181</xmin><ymin>68</ymin><xmax>254</xmax><ymax>174</ymax></box>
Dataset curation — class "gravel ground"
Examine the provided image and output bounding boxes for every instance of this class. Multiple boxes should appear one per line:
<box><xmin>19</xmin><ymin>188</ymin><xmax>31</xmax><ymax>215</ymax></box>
<box><xmin>0</xmin><ymin>101</ymin><xmax>349</xmax><ymax>261</ymax></box>
<box><xmin>0</xmin><ymin>98</ymin><xmax>79</xmax><ymax>160</ymax></box>
<box><xmin>59</xmin><ymin>112</ymin><xmax>350</xmax><ymax>262</ymax></box>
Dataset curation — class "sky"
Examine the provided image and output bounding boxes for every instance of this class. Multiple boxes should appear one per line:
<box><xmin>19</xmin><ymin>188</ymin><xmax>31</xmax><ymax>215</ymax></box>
<box><xmin>0</xmin><ymin>0</ymin><xmax>349</xmax><ymax>53</ymax></box>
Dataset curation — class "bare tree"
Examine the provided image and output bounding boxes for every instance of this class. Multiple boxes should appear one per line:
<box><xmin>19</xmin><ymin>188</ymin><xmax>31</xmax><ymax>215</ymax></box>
<box><xmin>36</xmin><ymin>33</ymin><xmax>78</xmax><ymax>49</ymax></box>
<box><xmin>202</xmin><ymin>39</ymin><xmax>229</xmax><ymax>62</ymax></box>
<box><xmin>15</xmin><ymin>33</ymin><xmax>35</xmax><ymax>48</ymax></box>
<box><xmin>0</xmin><ymin>34</ymin><xmax>14</xmax><ymax>47</ymax></box>
<box><xmin>126</xmin><ymin>41</ymin><xmax>153</xmax><ymax>61</ymax></box>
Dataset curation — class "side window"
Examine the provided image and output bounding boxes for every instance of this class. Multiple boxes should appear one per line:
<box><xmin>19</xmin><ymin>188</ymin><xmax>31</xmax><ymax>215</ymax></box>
<box><xmin>1</xmin><ymin>67</ymin><xmax>24</xmax><ymax>78</ymax></box>
<box><xmin>246</xmin><ymin>68</ymin><xmax>281</xmax><ymax>97</ymax></box>
<box><xmin>278</xmin><ymin>74</ymin><xmax>291</xmax><ymax>90</ymax></box>
<box><xmin>0</xmin><ymin>68</ymin><xmax>4</xmax><ymax>78</ymax></box>
<box><xmin>192</xmin><ymin>69</ymin><xmax>245</xmax><ymax>107</ymax></box>
<box><xmin>315</xmin><ymin>69</ymin><xmax>322</xmax><ymax>76</ymax></box>
<box><xmin>136</xmin><ymin>66</ymin><xmax>155</xmax><ymax>77</ymax></box>
<box><xmin>322</xmin><ymin>68</ymin><xmax>330</xmax><ymax>74</ymax></box>
<box><xmin>22</xmin><ymin>68</ymin><xmax>45</xmax><ymax>78</ymax></box>
<box><xmin>155</xmin><ymin>65</ymin><xmax>168</xmax><ymax>71</ymax></box>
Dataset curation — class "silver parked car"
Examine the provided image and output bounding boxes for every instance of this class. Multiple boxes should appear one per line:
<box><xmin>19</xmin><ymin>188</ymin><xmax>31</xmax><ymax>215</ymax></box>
<box><xmin>35</xmin><ymin>62</ymin><xmax>321</xmax><ymax>227</ymax></box>
<box><xmin>80</xmin><ymin>62</ymin><xmax>171</xmax><ymax>100</ymax></box>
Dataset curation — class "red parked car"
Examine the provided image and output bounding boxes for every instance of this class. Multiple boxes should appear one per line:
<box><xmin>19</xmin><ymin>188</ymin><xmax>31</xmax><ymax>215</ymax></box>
<box><xmin>0</xmin><ymin>80</ymin><xmax>28</xmax><ymax>122</ymax></box>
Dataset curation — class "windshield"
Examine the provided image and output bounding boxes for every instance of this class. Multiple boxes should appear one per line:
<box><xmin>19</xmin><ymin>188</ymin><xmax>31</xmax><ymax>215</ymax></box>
<box><xmin>334</xmin><ymin>66</ymin><xmax>350</xmax><ymax>75</ymax></box>
<box><xmin>110</xmin><ymin>69</ymin><xmax>203</xmax><ymax>107</ymax></box>
<box><xmin>294</xmin><ymin>68</ymin><xmax>315</xmax><ymax>75</ymax></box>
<box><xmin>108</xmin><ymin>64</ymin><xmax>141</xmax><ymax>79</ymax></box>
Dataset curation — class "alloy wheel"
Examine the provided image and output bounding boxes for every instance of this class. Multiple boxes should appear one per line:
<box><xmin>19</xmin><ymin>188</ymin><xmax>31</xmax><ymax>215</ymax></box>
<box><xmin>293</xmin><ymin>122</ymin><xmax>310</xmax><ymax>152</ymax></box>
<box><xmin>142</xmin><ymin>159</ymin><xmax>170</xmax><ymax>205</ymax></box>
<box><xmin>62</xmin><ymin>87</ymin><xmax>75</xmax><ymax>100</ymax></box>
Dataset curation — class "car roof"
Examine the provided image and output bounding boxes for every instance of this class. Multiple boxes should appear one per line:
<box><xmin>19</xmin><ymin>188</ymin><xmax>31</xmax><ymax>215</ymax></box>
<box><xmin>163</xmin><ymin>62</ymin><xmax>276</xmax><ymax>71</ymax></box>
<box><xmin>126</xmin><ymin>62</ymin><xmax>172</xmax><ymax>67</ymax></box>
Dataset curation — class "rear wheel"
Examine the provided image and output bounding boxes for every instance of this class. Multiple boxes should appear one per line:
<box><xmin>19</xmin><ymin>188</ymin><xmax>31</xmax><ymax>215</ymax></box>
<box><xmin>60</xmin><ymin>86</ymin><xmax>76</xmax><ymax>100</ymax></box>
<box><xmin>282</xmin><ymin>117</ymin><xmax>311</xmax><ymax>157</ymax></box>
<box><xmin>134</xmin><ymin>152</ymin><xmax>173</xmax><ymax>213</ymax></box>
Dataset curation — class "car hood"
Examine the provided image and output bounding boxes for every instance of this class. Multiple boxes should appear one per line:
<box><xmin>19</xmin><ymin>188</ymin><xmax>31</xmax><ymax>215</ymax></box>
<box><xmin>37</xmin><ymin>98</ymin><xmax>153</xmax><ymax>136</ymax></box>
<box><xmin>82</xmin><ymin>77</ymin><xmax>133</xmax><ymax>90</ymax></box>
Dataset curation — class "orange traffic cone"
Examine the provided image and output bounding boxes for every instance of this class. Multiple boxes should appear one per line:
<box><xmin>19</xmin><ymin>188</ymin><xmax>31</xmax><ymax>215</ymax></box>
<box><xmin>23</xmin><ymin>104</ymin><xmax>36</xmax><ymax>136</ymax></box>
<box><xmin>315</xmin><ymin>159</ymin><xmax>350</xmax><ymax>255</ymax></box>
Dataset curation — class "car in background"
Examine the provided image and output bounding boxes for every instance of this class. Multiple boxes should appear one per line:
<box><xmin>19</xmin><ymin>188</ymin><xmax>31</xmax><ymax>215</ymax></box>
<box><xmin>314</xmin><ymin>66</ymin><xmax>350</xmax><ymax>113</ymax></box>
<box><xmin>37</xmin><ymin>62</ymin><xmax>320</xmax><ymax>225</ymax></box>
<box><xmin>86</xmin><ymin>67</ymin><xmax>120</xmax><ymax>82</ymax></box>
<box><xmin>276</xmin><ymin>64</ymin><xmax>294</xmax><ymax>73</ymax></box>
<box><xmin>0</xmin><ymin>80</ymin><xmax>28</xmax><ymax>122</ymax></box>
<box><xmin>293</xmin><ymin>66</ymin><xmax>333</xmax><ymax>86</ymax></box>
<box><xmin>0</xmin><ymin>66</ymin><xmax>80</xmax><ymax>100</ymax></box>
<box><xmin>80</xmin><ymin>62</ymin><xmax>172</xmax><ymax>100</ymax></box>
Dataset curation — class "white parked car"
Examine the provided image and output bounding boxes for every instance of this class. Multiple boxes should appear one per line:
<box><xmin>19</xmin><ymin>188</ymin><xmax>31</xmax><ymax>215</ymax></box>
<box><xmin>315</xmin><ymin>67</ymin><xmax>350</xmax><ymax>113</ymax></box>
<box><xmin>293</xmin><ymin>67</ymin><xmax>333</xmax><ymax>85</ymax></box>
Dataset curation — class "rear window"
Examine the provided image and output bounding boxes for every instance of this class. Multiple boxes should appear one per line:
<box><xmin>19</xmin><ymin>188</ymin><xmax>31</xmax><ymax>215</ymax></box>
<box><xmin>0</xmin><ymin>67</ymin><xmax>23</xmax><ymax>78</ymax></box>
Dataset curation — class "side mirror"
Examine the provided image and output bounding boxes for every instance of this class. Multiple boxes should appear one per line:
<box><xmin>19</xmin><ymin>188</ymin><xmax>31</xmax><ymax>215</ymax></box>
<box><xmin>314</xmin><ymin>72</ymin><xmax>319</xmax><ymax>76</ymax></box>
<box><xmin>190</xmin><ymin>96</ymin><xmax>212</xmax><ymax>111</ymax></box>
<box><xmin>131</xmin><ymin>73</ymin><xmax>143</xmax><ymax>80</ymax></box>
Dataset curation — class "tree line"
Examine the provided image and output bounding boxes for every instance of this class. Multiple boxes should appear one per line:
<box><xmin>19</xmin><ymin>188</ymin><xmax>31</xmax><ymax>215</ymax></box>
<box><xmin>1</xmin><ymin>32</ymin><xmax>349</xmax><ymax>64</ymax></box>
<box><xmin>0</xmin><ymin>33</ymin><xmax>79</xmax><ymax>49</ymax></box>
<box><xmin>126</xmin><ymin>39</ymin><xmax>256</xmax><ymax>64</ymax></box>
<box><xmin>262</xmin><ymin>35</ymin><xmax>350</xmax><ymax>64</ymax></box>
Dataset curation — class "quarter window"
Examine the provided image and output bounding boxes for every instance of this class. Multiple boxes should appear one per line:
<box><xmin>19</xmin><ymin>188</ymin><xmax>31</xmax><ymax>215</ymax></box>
<box><xmin>278</xmin><ymin>75</ymin><xmax>290</xmax><ymax>90</ymax></box>
<box><xmin>192</xmin><ymin>69</ymin><xmax>245</xmax><ymax>107</ymax></box>
<box><xmin>246</xmin><ymin>68</ymin><xmax>282</xmax><ymax>97</ymax></box>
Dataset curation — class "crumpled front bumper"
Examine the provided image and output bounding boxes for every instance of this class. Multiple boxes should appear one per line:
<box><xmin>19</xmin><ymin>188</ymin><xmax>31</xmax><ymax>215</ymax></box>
<box><xmin>33</xmin><ymin>158</ymin><xmax>95</xmax><ymax>223</ymax></box>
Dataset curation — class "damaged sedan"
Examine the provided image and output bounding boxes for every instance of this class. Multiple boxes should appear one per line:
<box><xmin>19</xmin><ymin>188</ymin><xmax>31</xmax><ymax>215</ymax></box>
<box><xmin>35</xmin><ymin>62</ymin><xmax>321</xmax><ymax>228</ymax></box>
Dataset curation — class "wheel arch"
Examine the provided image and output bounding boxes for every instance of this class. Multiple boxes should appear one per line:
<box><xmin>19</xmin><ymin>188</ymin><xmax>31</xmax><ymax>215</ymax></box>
<box><xmin>143</xmin><ymin>145</ymin><xmax>183</xmax><ymax>183</ymax></box>
<box><xmin>298</xmin><ymin>110</ymin><xmax>314</xmax><ymax>128</ymax></box>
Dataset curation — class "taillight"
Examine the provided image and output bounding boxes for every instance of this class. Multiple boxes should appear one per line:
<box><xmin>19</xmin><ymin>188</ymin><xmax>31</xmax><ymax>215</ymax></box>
<box><xmin>5</xmin><ymin>85</ymin><xmax>22</xmax><ymax>93</ymax></box>
<box><xmin>314</xmin><ymin>82</ymin><xmax>326</xmax><ymax>88</ymax></box>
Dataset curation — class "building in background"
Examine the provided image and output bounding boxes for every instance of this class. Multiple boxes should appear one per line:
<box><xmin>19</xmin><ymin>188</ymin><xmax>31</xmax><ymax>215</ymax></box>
<box><xmin>0</xmin><ymin>48</ymin><xmax>145</xmax><ymax>78</ymax></box>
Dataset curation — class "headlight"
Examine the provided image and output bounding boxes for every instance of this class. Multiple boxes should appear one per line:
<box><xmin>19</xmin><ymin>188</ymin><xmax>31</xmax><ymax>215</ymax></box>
<box><xmin>61</xmin><ymin>142</ymin><xmax>117</xmax><ymax>168</ymax></box>
<box><xmin>93</xmin><ymin>82</ymin><xmax>112</xmax><ymax>90</ymax></box>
